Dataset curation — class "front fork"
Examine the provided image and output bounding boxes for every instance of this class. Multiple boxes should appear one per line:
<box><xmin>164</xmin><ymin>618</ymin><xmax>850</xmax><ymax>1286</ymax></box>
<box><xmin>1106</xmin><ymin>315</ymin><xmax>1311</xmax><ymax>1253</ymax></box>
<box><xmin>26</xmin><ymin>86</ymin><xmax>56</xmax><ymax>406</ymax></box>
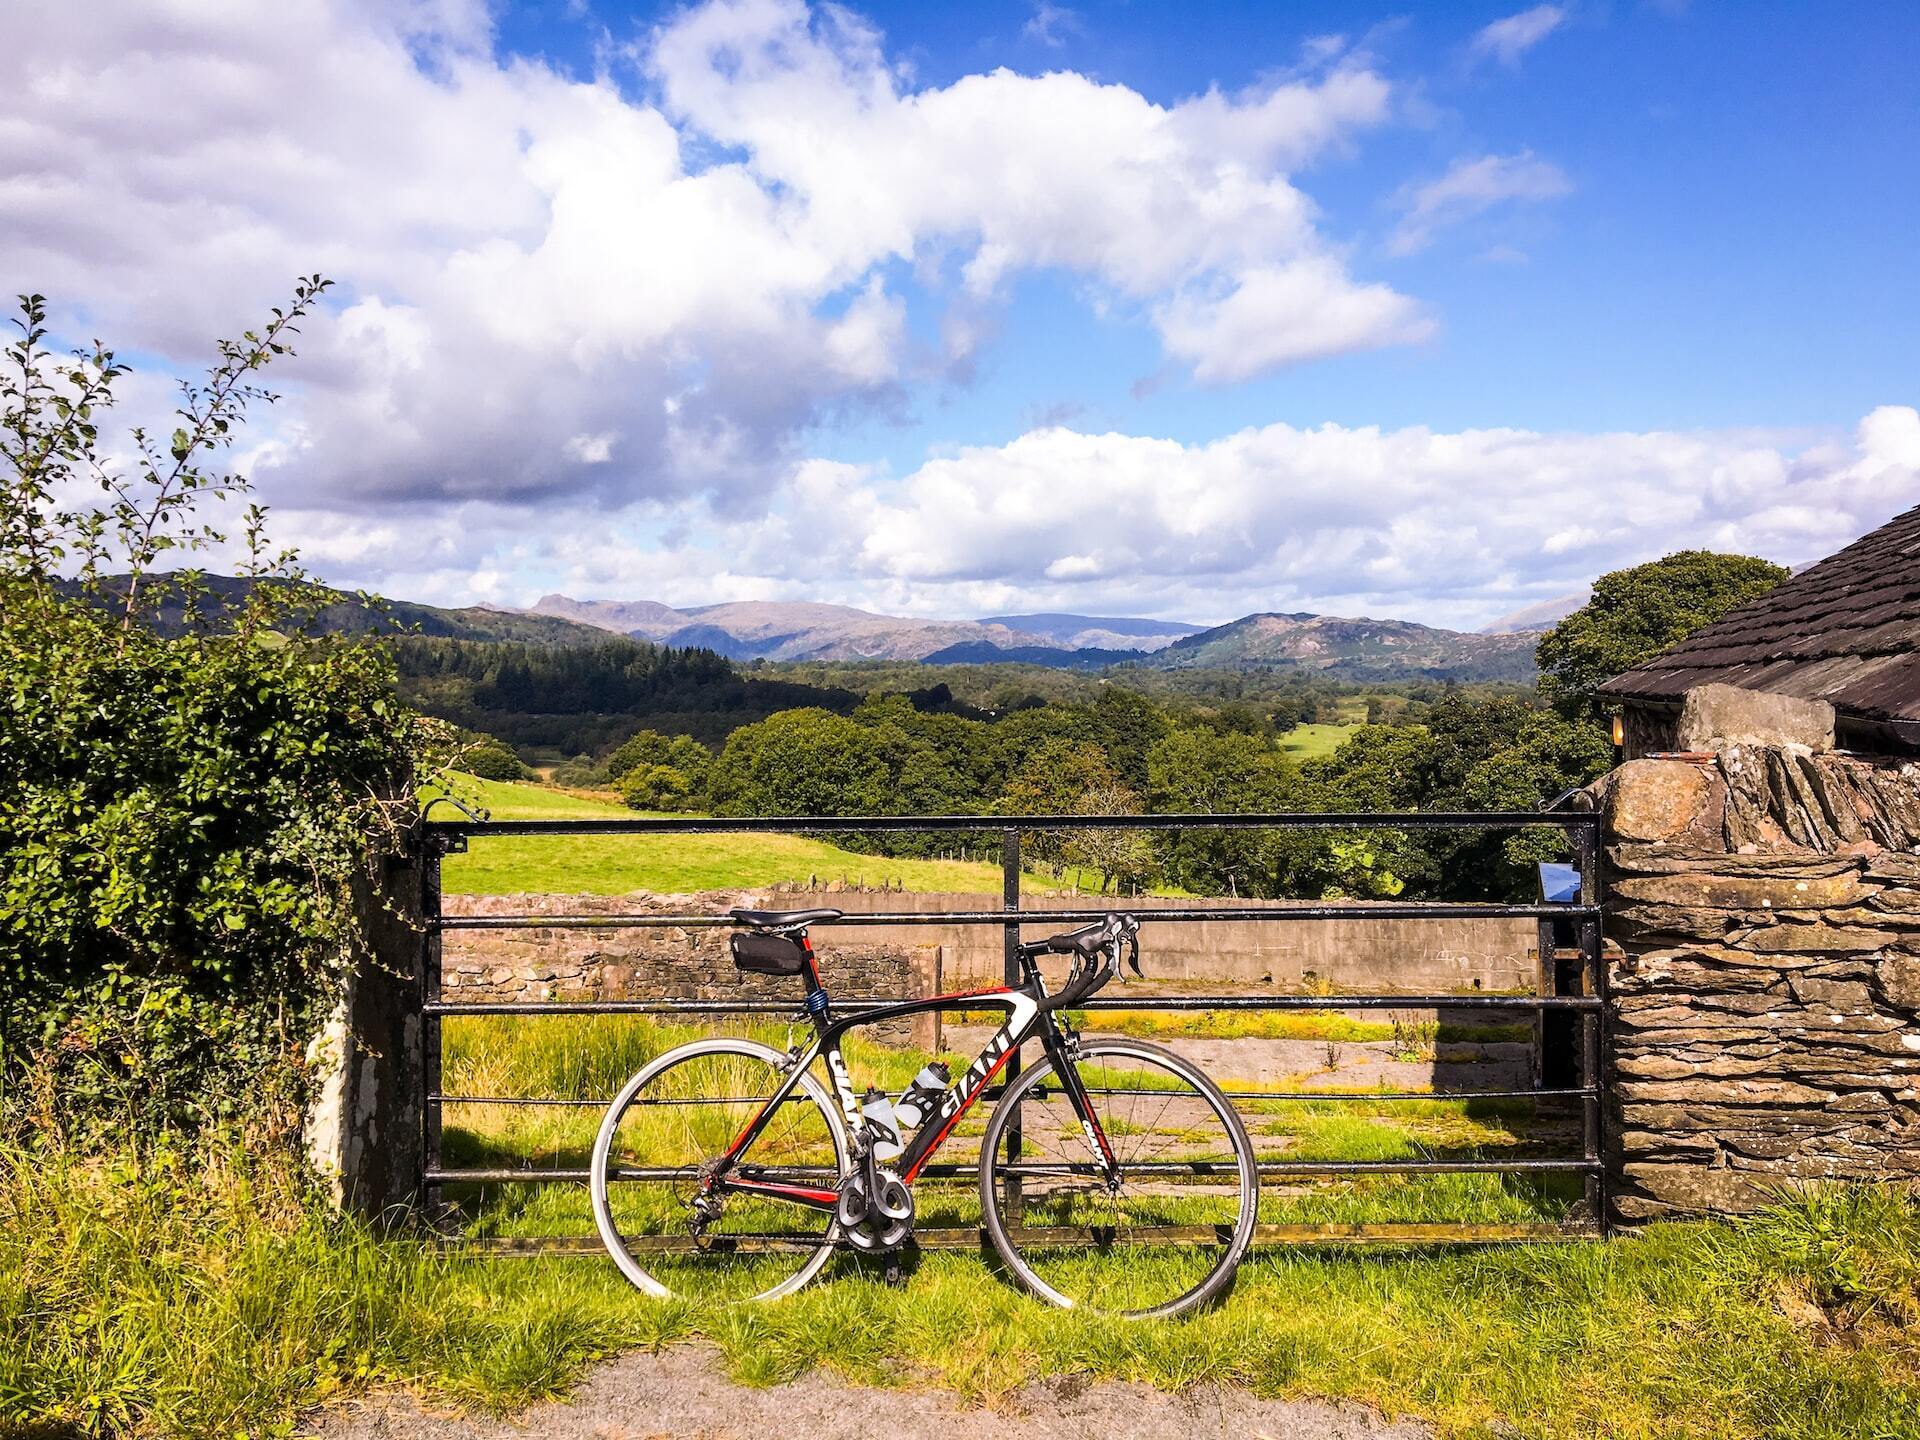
<box><xmin>1040</xmin><ymin>1011</ymin><xmax>1122</xmax><ymax>1189</ymax></box>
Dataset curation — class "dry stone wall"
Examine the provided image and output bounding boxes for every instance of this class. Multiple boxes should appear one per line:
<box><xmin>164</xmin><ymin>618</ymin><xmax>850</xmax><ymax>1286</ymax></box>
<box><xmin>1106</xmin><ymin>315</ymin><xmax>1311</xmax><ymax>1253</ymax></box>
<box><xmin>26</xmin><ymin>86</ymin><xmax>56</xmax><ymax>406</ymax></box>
<box><xmin>1597</xmin><ymin>747</ymin><xmax>1920</xmax><ymax>1220</ymax></box>
<box><xmin>442</xmin><ymin>892</ymin><xmax>942</xmax><ymax>1048</ymax></box>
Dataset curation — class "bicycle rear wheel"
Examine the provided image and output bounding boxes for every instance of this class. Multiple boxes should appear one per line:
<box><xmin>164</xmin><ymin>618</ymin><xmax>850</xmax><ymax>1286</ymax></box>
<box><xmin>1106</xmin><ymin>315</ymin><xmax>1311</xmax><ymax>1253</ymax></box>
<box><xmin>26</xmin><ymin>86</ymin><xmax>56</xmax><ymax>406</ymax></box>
<box><xmin>979</xmin><ymin>1037</ymin><xmax>1257</xmax><ymax>1318</ymax></box>
<box><xmin>590</xmin><ymin>1037</ymin><xmax>847</xmax><ymax>1304</ymax></box>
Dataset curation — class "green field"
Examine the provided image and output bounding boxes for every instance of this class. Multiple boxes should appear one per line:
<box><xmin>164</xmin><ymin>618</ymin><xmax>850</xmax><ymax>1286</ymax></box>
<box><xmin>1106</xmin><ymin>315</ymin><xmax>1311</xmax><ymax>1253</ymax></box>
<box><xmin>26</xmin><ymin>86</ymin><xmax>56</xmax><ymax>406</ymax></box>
<box><xmin>1274</xmin><ymin>721</ymin><xmax>1355</xmax><ymax>762</ymax></box>
<box><xmin>426</xmin><ymin>776</ymin><xmax>1170</xmax><ymax>897</ymax></box>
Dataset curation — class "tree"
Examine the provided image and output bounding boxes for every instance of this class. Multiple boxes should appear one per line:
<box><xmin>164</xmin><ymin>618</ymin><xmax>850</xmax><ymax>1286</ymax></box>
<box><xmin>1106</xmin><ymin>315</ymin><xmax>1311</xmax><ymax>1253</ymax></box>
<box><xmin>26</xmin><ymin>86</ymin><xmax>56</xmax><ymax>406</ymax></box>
<box><xmin>618</xmin><ymin>763</ymin><xmax>698</xmax><ymax>812</ymax></box>
<box><xmin>1146</xmin><ymin>727</ymin><xmax>1298</xmax><ymax>897</ymax></box>
<box><xmin>705</xmin><ymin>708</ymin><xmax>888</xmax><ymax>816</ymax></box>
<box><xmin>1536</xmin><ymin>551</ymin><xmax>1789</xmax><ymax>717</ymax></box>
<box><xmin>999</xmin><ymin>739</ymin><xmax>1126</xmax><ymax>879</ymax></box>
<box><xmin>607</xmin><ymin>728</ymin><xmax>711</xmax><ymax>798</ymax></box>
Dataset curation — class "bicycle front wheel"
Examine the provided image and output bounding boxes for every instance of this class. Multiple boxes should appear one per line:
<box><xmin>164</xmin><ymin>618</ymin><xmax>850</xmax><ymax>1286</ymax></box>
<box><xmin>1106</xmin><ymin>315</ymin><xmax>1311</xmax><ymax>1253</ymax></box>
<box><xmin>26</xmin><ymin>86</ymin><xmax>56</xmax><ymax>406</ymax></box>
<box><xmin>979</xmin><ymin>1037</ymin><xmax>1257</xmax><ymax>1318</ymax></box>
<box><xmin>590</xmin><ymin>1037</ymin><xmax>848</xmax><ymax>1304</ymax></box>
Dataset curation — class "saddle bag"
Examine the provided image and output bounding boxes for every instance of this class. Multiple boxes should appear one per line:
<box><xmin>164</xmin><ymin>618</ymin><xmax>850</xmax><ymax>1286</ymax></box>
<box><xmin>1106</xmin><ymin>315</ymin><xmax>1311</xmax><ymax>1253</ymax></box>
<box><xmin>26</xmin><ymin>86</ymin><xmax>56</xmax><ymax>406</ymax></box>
<box><xmin>730</xmin><ymin>932</ymin><xmax>809</xmax><ymax>976</ymax></box>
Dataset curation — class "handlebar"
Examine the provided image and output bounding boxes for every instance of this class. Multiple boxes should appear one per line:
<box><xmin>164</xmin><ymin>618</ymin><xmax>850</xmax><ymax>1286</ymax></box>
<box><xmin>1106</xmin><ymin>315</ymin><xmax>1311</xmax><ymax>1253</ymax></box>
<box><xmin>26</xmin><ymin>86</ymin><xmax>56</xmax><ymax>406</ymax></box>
<box><xmin>1020</xmin><ymin>912</ymin><xmax>1141</xmax><ymax>1006</ymax></box>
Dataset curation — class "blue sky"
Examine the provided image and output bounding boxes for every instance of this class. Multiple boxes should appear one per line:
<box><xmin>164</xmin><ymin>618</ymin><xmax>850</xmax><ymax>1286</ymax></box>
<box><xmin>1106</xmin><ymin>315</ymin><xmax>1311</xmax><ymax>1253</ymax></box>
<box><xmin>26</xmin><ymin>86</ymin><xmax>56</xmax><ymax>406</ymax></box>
<box><xmin>5</xmin><ymin>0</ymin><xmax>1917</xmax><ymax>626</ymax></box>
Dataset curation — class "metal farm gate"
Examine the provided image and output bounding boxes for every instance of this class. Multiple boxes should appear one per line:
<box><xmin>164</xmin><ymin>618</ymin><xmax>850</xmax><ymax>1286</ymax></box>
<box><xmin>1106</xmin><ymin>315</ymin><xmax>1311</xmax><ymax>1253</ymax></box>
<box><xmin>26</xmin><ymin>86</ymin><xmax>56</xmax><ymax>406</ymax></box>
<box><xmin>416</xmin><ymin>811</ymin><xmax>1608</xmax><ymax>1249</ymax></box>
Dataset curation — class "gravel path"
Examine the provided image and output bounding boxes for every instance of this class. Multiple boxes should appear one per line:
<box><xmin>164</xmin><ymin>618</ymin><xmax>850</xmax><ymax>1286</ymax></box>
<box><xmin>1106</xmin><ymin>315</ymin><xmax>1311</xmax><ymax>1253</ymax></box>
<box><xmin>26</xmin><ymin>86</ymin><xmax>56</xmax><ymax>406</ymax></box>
<box><xmin>312</xmin><ymin>1344</ymin><xmax>1433</xmax><ymax>1440</ymax></box>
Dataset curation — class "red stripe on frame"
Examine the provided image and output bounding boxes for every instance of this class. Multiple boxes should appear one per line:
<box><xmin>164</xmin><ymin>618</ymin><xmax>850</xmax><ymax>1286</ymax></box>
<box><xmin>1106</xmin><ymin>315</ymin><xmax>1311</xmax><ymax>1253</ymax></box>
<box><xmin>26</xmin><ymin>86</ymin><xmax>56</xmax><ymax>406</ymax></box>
<box><xmin>729</xmin><ymin>1177</ymin><xmax>840</xmax><ymax>1206</ymax></box>
<box><xmin>902</xmin><ymin>1043</ymin><xmax>1019</xmax><ymax>1183</ymax></box>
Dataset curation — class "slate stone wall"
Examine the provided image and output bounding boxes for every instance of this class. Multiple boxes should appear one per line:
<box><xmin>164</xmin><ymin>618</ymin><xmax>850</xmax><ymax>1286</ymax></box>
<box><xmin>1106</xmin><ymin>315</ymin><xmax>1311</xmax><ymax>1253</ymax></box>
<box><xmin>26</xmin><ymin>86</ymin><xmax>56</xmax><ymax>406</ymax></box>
<box><xmin>441</xmin><ymin>891</ymin><xmax>941</xmax><ymax>1048</ymax></box>
<box><xmin>1597</xmin><ymin>746</ymin><xmax>1920</xmax><ymax>1220</ymax></box>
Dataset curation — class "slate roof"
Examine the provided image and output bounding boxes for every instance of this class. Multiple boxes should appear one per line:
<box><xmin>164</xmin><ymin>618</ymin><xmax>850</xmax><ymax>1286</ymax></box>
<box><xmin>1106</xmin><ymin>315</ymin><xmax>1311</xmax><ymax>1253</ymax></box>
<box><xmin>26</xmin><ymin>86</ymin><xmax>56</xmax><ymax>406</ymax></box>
<box><xmin>1599</xmin><ymin>501</ymin><xmax>1920</xmax><ymax>725</ymax></box>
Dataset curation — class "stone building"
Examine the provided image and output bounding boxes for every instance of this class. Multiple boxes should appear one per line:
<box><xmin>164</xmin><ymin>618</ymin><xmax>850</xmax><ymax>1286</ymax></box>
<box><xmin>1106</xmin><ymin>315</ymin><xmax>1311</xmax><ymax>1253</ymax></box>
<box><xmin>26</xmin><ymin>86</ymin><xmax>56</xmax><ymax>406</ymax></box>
<box><xmin>1601</xmin><ymin>501</ymin><xmax>1920</xmax><ymax>760</ymax></box>
<box><xmin>1589</xmin><ymin>504</ymin><xmax>1920</xmax><ymax>1220</ymax></box>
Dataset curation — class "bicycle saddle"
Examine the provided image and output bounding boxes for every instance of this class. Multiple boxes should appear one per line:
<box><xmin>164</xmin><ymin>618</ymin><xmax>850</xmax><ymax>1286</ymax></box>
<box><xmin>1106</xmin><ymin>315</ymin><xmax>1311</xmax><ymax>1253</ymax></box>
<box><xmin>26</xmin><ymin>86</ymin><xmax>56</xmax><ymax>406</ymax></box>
<box><xmin>729</xmin><ymin>906</ymin><xmax>844</xmax><ymax>932</ymax></box>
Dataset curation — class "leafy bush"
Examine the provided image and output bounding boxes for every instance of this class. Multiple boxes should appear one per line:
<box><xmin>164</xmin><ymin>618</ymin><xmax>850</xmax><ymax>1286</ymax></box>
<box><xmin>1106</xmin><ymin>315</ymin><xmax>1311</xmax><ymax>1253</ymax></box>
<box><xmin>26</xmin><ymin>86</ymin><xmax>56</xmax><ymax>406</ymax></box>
<box><xmin>461</xmin><ymin>735</ymin><xmax>532</xmax><ymax>782</ymax></box>
<box><xmin>617</xmin><ymin>762</ymin><xmax>698</xmax><ymax>812</ymax></box>
<box><xmin>0</xmin><ymin>283</ymin><xmax>425</xmax><ymax>1141</ymax></box>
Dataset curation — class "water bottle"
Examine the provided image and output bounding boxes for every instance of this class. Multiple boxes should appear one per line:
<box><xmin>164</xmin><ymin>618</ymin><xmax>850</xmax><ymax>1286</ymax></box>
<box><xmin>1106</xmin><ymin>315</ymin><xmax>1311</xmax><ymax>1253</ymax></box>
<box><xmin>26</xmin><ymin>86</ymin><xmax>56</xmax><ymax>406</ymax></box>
<box><xmin>893</xmin><ymin>1062</ymin><xmax>951</xmax><ymax>1133</ymax></box>
<box><xmin>862</xmin><ymin>1087</ymin><xmax>905</xmax><ymax>1162</ymax></box>
<box><xmin>862</xmin><ymin>1064</ymin><xmax>950</xmax><ymax>1163</ymax></box>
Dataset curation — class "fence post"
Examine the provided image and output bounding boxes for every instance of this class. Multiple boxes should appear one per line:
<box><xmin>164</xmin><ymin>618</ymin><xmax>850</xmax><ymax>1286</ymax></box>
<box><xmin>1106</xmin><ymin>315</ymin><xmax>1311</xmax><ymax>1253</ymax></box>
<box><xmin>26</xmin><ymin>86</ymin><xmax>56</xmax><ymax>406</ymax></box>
<box><xmin>1002</xmin><ymin>826</ymin><xmax>1022</xmax><ymax>1227</ymax></box>
<box><xmin>303</xmin><ymin>831</ymin><xmax>426</xmax><ymax>1218</ymax></box>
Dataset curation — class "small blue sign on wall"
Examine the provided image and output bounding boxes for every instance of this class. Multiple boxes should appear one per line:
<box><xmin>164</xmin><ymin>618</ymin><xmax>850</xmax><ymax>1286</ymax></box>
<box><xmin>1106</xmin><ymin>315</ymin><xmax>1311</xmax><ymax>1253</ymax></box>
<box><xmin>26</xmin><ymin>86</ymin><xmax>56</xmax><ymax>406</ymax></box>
<box><xmin>1538</xmin><ymin>862</ymin><xmax>1581</xmax><ymax>904</ymax></box>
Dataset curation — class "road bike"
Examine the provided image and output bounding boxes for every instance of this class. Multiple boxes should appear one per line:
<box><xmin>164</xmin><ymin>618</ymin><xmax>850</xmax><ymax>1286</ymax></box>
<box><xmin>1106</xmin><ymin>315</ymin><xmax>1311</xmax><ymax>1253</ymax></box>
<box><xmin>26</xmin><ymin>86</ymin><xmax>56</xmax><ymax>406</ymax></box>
<box><xmin>589</xmin><ymin>907</ymin><xmax>1258</xmax><ymax>1318</ymax></box>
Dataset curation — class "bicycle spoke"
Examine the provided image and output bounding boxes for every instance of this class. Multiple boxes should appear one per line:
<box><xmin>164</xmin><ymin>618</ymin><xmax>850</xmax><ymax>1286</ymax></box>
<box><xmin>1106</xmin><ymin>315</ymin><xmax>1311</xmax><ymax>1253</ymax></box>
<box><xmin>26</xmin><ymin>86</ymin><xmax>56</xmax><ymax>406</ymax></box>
<box><xmin>592</xmin><ymin>1040</ymin><xmax>845</xmax><ymax>1305</ymax></box>
<box><xmin>982</xmin><ymin>1039</ymin><xmax>1256</xmax><ymax>1318</ymax></box>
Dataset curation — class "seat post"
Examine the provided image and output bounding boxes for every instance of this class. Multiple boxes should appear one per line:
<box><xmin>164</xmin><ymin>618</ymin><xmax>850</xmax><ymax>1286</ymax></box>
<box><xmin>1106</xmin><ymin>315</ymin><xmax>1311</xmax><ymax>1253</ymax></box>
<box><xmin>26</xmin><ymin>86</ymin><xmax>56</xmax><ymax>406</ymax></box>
<box><xmin>796</xmin><ymin>929</ymin><xmax>833</xmax><ymax>1031</ymax></box>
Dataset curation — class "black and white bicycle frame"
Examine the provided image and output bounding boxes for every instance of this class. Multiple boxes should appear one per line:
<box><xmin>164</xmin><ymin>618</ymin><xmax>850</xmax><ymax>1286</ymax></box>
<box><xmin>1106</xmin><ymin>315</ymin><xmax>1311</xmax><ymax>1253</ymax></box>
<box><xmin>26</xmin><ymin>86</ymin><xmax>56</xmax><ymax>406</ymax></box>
<box><xmin>706</xmin><ymin>930</ymin><xmax>1121</xmax><ymax>1214</ymax></box>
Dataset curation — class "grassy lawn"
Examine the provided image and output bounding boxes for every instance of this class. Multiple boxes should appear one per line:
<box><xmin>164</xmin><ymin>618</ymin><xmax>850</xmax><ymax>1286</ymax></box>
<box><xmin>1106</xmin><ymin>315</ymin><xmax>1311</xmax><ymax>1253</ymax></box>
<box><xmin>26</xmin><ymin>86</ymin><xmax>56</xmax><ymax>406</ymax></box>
<box><xmin>425</xmin><ymin>775</ymin><xmax>1184</xmax><ymax>898</ymax></box>
<box><xmin>1275</xmin><ymin>722</ymin><xmax>1355</xmax><ymax>762</ymax></box>
<box><xmin>6</xmin><ymin>1135</ymin><xmax>1916</xmax><ymax>1440</ymax></box>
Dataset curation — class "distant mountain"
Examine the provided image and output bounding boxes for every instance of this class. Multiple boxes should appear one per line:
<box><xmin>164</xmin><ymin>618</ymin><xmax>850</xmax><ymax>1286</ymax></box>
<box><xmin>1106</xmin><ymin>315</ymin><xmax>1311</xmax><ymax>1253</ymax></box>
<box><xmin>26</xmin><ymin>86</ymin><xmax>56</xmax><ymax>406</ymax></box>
<box><xmin>524</xmin><ymin>593</ymin><xmax>1537</xmax><ymax>678</ymax></box>
<box><xmin>1481</xmin><ymin>590</ymin><xmax>1589</xmax><ymax>635</ymax></box>
<box><xmin>920</xmin><ymin>641</ymin><xmax>1146</xmax><ymax>669</ymax></box>
<box><xmin>81</xmin><ymin>573</ymin><xmax>617</xmax><ymax>647</ymax></box>
<box><xmin>528</xmin><ymin>595</ymin><xmax>1055</xmax><ymax>662</ymax></box>
<box><xmin>1152</xmin><ymin>612</ymin><xmax>1537</xmax><ymax>683</ymax></box>
<box><xmin>529</xmin><ymin>594</ymin><xmax>689</xmax><ymax>636</ymax></box>
<box><xmin>974</xmin><ymin>612</ymin><xmax>1201</xmax><ymax>652</ymax></box>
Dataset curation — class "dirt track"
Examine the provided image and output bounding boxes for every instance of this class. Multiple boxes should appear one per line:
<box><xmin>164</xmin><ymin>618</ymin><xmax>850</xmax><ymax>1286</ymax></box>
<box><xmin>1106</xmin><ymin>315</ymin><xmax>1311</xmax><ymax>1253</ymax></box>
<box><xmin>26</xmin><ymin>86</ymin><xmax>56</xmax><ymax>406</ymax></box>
<box><xmin>313</xmin><ymin>1343</ymin><xmax>1433</xmax><ymax>1440</ymax></box>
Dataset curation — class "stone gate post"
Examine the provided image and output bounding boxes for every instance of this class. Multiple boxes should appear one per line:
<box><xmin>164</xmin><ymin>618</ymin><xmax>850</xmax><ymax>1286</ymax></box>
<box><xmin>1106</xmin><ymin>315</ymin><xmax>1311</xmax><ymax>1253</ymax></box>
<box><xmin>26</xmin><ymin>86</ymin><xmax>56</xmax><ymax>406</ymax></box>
<box><xmin>1593</xmin><ymin>707</ymin><xmax>1920</xmax><ymax>1221</ymax></box>
<box><xmin>303</xmin><ymin>837</ymin><xmax>426</xmax><ymax>1218</ymax></box>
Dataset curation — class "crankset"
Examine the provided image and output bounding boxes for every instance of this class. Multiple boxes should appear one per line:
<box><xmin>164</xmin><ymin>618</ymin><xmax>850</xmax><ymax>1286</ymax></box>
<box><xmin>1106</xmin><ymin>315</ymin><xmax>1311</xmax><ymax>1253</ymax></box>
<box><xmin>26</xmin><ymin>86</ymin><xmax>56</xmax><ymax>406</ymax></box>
<box><xmin>834</xmin><ymin>1166</ymin><xmax>914</xmax><ymax>1251</ymax></box>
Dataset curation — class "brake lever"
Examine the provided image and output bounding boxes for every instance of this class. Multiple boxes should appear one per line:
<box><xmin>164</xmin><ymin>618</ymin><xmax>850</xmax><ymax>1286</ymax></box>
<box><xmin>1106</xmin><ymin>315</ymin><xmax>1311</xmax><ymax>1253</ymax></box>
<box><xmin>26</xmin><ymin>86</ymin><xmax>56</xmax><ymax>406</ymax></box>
<box><xmin>1124</xmin><ymin>933</ymin><xmax>1142</xmax><ymax>979</ymax></box>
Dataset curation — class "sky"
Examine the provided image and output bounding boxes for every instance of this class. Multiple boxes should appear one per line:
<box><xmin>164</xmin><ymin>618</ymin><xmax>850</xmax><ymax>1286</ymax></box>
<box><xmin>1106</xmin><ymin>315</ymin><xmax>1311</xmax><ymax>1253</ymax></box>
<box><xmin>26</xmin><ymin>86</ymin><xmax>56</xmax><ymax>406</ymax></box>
<box><xmin>4</xmin><ymin>0</ymin><xmax>1917</xmax><ymax>629</ymax></box>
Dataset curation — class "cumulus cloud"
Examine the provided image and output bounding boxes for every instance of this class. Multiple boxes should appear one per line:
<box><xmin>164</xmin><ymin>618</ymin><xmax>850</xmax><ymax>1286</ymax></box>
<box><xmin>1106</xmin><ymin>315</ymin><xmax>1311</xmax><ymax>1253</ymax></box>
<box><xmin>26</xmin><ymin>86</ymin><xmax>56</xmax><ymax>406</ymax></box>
<box><xmin>727</xmin><ymin>406</ymin><xmax>1920</xmax><ymax>626</ymax></box>
<box><xmin>1388</xmin><ymin>151</ymin><xmax>1571</xmax><ymax>255</ymax></box>
<box><xmin>1470</xmin><ymin>5</ymin><xmax>1567</xmax><ymax>66</ymax></box>
<box><xmin>263</xmin><ymin>406</ymin><xmax>1920</xmax><ymax>631</ymax></box>
<box><xmin>0</xmin><ymin>0</ymin><xmax>1419</xmax><ymax>525</ymax></box>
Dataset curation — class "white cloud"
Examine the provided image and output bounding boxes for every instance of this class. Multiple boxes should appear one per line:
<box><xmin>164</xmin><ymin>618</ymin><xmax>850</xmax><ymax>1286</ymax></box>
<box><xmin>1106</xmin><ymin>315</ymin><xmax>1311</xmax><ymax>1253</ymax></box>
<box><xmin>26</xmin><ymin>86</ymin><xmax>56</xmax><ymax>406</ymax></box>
<box><xmin>565</xmin><ymin>432</ymin><xmax>618</xmax><ymax>464</ymax></box>
<box><xmin>1470</xmin><ymin>5</ymin><xmax>1567</xmax><ymax>66</ymax></box>
<box><xmin>260</xmin><ymin>407</ymin><xmax>1920</xmax><ymax>632</ymax></box>
<box><xmin>1389</xmin><ymin>151</ymin><xmax>1571</xmax><ymax>255</ymax></box>
<box><xmin>0</xmin><ymin>0</ymin><xmax>1419</xmax><ymax>523</ymax></box>
<box><xmin>1023</xmin><ymin>2</ymin><xmax>1083</xmax><ymax>48</ymax></box>
<box><xmin>716</xmin><ymin>406</ymin><xmax>1920</xmax><ymax>627</ymax></box>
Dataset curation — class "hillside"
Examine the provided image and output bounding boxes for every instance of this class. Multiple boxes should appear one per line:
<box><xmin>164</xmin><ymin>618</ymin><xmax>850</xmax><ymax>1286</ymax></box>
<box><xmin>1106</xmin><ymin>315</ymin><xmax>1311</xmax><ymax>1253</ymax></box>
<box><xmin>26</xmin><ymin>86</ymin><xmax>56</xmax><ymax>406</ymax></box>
<box><xmin>527</xmin><ymin>595</ymin><xmax>1207</xmax><ymax>663</ymax></box>
<box><xmin>1481</xmin><ymin>590</ymin><xmax>1590</xmax><ymax>635</ymax></box>
<box><xmin>530</xmin><ymin>594</ymin><xmax>1057</xmax><ymax>661</ymax></box>
<box><xmin>73</xmin><ymin>573</ymin><xmax>617</xmax><ymax>646</ymax></box>
<box><xmin>1154</xmin><ymin>612</ymin><xmax>1537</xmax><ymax>682</ymax></box>
<box><xmin>975</xmin><ymin>612</ymin><xmax>1200</xmax><ymax>651</ymax></box>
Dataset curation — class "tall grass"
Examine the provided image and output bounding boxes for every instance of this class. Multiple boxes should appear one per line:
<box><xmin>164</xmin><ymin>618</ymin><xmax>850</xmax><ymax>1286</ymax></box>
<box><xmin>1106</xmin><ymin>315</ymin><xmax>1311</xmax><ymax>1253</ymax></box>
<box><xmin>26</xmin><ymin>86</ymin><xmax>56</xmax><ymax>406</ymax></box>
<box><xmin>6</xmin><ymin>1140</ymin><xmax>1916</xmax><ymax>1439</ymax></box>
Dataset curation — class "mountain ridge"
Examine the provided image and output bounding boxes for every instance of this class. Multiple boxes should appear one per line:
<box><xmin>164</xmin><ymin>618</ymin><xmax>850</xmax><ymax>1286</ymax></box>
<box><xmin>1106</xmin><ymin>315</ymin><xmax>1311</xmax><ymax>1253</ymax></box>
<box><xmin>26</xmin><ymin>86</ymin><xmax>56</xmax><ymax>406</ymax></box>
<box><xmin>1153</xmin><ymin>611</ymin><xmax>1536</xmax><ymax>682</ymax></box>
<box><xmin>524</xmin><ymin>594</ymin><xmax>1537</xmax><ymax>681</ymax></box>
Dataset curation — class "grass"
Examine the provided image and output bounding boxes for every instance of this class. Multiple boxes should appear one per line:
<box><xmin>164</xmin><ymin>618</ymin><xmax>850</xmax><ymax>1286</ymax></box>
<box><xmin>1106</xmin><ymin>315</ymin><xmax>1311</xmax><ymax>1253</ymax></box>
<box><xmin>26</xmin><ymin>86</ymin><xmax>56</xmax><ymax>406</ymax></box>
<box><xmin>1041</xmin><ymin>1008</ymin><xmax>1531</xmax><ymax>1046</ymax></box>
<box><xmin>423</xmin><ymin>774</ymin><xmax>1172</xmax><ymax>898</ymax></box>
<box><xmin>6</xmin><ymin>1139</ymin><xmax>1918</xmax><ymax>1440</ymax></box>
<box><xmin>1275</xmin><ymin>722</ymin><xmax>1356</xmax><ymax>762</ymax></box>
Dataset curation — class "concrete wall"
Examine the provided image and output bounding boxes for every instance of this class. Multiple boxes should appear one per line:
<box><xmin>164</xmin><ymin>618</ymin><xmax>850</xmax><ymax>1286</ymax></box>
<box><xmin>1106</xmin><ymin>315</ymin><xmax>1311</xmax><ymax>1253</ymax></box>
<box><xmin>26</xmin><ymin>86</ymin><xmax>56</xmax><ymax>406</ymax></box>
<box><xmin>442</xmin><ymin>892</ymin><xmax>941</xmax><ymax>1048</ymax></box>
<box><xmin>1596</xmin><ymin>746</ymin><xmax>1920</xmax><ymax>1221</ymax></box>
<box><xmin>757</xmin><ymin>888</ymin><xmax>1539</xmax><ymax>992</ymax></box>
